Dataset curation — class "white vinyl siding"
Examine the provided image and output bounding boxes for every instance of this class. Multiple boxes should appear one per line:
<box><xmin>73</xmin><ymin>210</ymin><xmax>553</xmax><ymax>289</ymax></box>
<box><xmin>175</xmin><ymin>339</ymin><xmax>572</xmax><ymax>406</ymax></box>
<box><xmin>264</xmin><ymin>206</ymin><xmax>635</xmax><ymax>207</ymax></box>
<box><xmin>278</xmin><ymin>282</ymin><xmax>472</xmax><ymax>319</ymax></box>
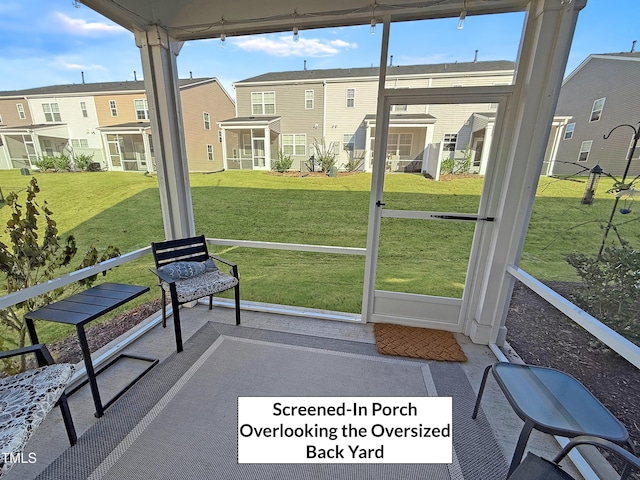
<box><xmin>578</xmin><ymin>140</ymin><xmax>592</xmax><ymax>162</ymax></box>
<box><xmin>590</xmin><ymin>97</ymin><xmax>605</xmax><ymax>122</ymax></box>
<box><xmin>282</xmin><ymin>134</ymin><xmax>306</xmax><ymax>155</ymax></box>
<box><xmin>305</xmin><ymin>90</ymin><xmax>314</xmax><ymax>109</ymax></box>
<box><xmin>16</xmin><ymin>103</ymin><xmax>26</xmax><ymax>119</ymax></box>
<box><xmin>346</xmin><ymin>88</ymin><xmax>355</xmax><ymax>108</ymax></box>
<box><xmin>134</xmin><ymin>99</ymin><xmax>149</xmax><ymax>120</ymax></box>
<box><xmin>42</xmin><ymin>103</ymin><xmax>61</xmax><ymax>122</ymax></box>
<box><xmin>251</xmin><ymin>92</ymin><xmax>275</xmax><ymax>115</ymax></box>
<box><xmin>564</xmin><ymin>123</ymin><xmax>575</xmax><ymax>140</ymax></box>
<box><xmin>203</xmin><ymin>112</ymin><xmax>211</xmax><ymax>130</ymax></box>
<box><xmin>109</xmin><ymin>100</ymin><xmax>118</xmax><ymax>117</ymax></box>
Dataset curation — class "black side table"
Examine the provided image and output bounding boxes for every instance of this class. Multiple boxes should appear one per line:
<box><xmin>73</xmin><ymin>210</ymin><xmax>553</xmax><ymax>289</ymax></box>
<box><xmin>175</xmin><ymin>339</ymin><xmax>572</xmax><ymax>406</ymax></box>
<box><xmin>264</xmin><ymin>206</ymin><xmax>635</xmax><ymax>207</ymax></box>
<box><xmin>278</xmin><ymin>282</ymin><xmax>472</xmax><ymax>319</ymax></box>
<box><xmin>25</xmin><ymin>283</ymin><xmax>158</xmax><ymax>417</ymax></box>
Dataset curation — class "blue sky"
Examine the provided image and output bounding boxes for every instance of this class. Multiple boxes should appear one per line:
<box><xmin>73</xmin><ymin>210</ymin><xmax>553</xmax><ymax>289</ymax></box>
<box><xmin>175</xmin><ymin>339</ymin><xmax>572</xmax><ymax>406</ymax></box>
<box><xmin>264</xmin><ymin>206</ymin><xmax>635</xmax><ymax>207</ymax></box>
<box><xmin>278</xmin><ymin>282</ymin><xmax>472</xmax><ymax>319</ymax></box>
<box><xmin>0</xmin><ymin>0</ymin><xmax>637</xmax><ymax>98</ymax></box>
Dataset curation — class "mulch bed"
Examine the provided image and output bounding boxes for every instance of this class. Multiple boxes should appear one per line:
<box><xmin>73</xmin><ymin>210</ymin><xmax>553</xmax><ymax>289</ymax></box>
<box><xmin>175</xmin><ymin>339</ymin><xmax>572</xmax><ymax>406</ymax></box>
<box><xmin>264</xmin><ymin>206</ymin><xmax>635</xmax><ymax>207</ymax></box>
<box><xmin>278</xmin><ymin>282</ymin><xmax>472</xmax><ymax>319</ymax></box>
<box><xmin>506</xmin><ymin>280</ymin><xmax>639</xmax><ymax>452</ymax></box>
<box><xmin>46</xmin><ymin>282</ymin><xmax>638</xmax><ymax>452</ymax></box>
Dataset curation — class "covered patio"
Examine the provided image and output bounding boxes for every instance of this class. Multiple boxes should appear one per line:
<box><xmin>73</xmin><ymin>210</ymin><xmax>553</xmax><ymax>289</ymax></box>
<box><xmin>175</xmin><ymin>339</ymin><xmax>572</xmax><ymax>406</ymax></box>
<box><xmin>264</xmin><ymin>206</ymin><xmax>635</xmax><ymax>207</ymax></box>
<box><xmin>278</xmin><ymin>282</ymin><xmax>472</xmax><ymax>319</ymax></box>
<box><xmin>3</xmin><ymin>0</ymin><xmax>640</xmax><ymax>477</ymax></box>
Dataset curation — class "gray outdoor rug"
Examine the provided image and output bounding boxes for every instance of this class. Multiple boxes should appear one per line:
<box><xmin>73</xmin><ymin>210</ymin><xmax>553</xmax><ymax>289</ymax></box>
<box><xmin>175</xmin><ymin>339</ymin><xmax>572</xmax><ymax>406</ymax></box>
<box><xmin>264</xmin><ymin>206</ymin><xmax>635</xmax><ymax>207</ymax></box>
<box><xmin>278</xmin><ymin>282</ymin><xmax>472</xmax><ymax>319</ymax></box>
<box><xmin>38</xmin><ymin>323</ymin><xmax>507</xmax><ymax>479</ymax></box>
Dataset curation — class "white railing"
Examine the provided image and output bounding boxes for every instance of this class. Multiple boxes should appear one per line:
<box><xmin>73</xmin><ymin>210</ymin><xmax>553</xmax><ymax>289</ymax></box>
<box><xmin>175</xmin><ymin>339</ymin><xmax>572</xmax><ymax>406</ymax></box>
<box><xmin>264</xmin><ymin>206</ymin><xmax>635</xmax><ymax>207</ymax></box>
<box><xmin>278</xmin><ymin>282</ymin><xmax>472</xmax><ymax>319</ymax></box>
<box><xmin>507</xmin><ymin>265</ymin><xmax>640</xmax><ymax>369</ymax></box>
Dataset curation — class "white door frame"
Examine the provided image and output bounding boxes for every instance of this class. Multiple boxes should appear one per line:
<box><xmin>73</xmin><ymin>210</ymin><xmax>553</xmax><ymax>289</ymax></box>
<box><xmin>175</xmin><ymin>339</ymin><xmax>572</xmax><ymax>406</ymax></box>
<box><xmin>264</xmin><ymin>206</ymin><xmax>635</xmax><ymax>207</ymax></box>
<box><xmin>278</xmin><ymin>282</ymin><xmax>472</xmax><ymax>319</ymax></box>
<box><xmin>362</xmin><ymin>86</ymin><xmax>512</xmax><ymax>333</ymax></box>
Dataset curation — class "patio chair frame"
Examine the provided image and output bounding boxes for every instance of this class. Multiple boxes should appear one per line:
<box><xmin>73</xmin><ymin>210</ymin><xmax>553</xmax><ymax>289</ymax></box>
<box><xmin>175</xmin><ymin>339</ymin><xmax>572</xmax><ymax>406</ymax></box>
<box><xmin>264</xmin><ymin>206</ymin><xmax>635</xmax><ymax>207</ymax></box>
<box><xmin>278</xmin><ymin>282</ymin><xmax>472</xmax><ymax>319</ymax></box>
<box><xmin>151</xmin><ymin>235</ymin><xmax>240</xmax><ymax>352</ymax></box>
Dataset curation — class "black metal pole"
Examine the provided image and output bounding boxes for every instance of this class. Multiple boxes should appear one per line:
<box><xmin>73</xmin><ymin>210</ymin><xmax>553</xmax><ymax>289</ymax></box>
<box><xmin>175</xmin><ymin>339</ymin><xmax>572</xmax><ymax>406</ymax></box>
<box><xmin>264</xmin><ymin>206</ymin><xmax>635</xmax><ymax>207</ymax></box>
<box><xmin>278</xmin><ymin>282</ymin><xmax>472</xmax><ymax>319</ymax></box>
<box><xmin>598</xmin><ymin>123</ymin><xmax>640</xmax><ymax>258</ymax></box>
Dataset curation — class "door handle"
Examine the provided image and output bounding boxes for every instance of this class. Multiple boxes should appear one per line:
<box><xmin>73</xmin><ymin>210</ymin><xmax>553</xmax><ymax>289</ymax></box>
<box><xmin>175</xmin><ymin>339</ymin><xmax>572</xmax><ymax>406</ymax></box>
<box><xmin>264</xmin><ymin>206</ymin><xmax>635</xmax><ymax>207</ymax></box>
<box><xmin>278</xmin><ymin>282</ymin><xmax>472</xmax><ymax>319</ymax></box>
<box><xmin>376</xmin><ymin>201</ymin><xmax>385</xmax><ymax>207</ymax></box>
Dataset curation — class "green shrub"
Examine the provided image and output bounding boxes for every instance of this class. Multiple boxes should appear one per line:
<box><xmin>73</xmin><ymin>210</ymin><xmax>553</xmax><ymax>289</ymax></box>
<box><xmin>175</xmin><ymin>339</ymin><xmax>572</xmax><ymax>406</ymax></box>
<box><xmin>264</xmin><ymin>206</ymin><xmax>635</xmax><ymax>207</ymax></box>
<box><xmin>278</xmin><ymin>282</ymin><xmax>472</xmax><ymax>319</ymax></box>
<box><xmin>74</xmin><ymin>153</ymin><xmax>95</xmax><ymax>171</ymax></box>
<box><xmin>344</xmin><ymin>150</ymin><xmax>365</xmax><ymax>172</ymax></box>
<box><xmin>565</xmin><ymin>242</ymin><xmax>640</xmax><ymax>342</ymax></box>
<box><xmin>272</xmin><ymin>150</ymin><xmax>293</xmax><ymax>173</ymax></box>
<box><xmin>0</xmin><ymin>178</ymin><xmax>120</xmax><ymax>370</ymax></box>
<box><xmin>440</xmin><ymin>156</ymin><xmax>455</xmax><ymax>175</ymax></box>
<box><xmin>33</xmin><ymin>156</ymin><xmax>56</xmax><ymax>171</ymax></box>
<box><xmin>52</xmin><ymin>154</ymin><xmax>72</xmax><ymax>171</ymax></box>
<box><xmin>313</xmin><ymin>138</ymin><xmax>337</xmax><ymax>173</ymax></box>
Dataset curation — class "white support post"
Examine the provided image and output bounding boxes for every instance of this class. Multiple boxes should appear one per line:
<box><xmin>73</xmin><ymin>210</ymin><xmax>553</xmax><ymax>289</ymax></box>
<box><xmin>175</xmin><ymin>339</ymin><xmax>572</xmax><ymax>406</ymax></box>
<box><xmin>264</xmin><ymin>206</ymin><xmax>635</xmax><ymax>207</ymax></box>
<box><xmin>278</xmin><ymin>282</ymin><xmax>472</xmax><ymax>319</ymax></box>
<box><xmin>468</xmin><ymin>0</ymin><xmax>586</xmax><ymax>344</ymax></box>
<box><xmin>264</xmin><ymin>127</ymin><xmax>271</xmax><ymax>169</ymax></box>
<box><xmin>135</xmin><ymin>26</ymin><xmax>195</xmax><ymax>240</ymax></box>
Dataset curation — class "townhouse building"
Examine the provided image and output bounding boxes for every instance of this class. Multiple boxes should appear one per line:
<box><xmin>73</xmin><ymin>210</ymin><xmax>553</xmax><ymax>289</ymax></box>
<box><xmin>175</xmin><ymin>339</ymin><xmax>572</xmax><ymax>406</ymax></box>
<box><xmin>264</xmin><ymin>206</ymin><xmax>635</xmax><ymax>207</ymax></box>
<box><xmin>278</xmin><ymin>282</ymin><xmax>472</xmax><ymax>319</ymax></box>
<box><xmin>544</xmin><ymin>52</ymin><xmax>640</xmax><ymax>178</ymax></box>
<box><xmin>0</xmin><ymin>78</ymin><xmax>235</xmax><ymax>173</ymax></box>
<box><xmin>219</xmin><ymin>60</ymin><xmax>517</xmax><ymax>174</ymax></box>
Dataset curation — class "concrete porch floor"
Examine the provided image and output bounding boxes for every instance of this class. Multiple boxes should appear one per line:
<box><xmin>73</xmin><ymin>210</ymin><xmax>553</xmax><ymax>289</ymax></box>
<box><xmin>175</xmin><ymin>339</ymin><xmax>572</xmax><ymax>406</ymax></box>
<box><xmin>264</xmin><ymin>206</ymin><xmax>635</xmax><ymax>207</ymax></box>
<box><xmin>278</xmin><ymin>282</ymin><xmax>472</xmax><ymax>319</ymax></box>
<box><xmin>4</xmin><ymin>303</ymin><xmax>581</xmax><ymax>479</ymax></box>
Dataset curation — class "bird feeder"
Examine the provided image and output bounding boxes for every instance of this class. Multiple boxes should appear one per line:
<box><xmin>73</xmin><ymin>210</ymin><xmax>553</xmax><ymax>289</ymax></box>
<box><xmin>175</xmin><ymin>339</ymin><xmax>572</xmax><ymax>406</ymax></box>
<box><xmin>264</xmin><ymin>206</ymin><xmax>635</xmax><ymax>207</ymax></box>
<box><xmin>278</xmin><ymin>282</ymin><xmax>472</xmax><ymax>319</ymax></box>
<box><xmin>581</xmin><ymin>164</ymin><xmax>603</xmax><ymax>205</ymax></box>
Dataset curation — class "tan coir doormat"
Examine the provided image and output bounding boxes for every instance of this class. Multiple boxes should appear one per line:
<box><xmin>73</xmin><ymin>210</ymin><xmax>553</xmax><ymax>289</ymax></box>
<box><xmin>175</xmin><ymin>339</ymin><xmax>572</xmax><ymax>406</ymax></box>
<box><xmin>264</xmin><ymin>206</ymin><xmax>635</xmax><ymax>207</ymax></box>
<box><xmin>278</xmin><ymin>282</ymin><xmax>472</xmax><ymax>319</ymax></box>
<box><xmin>373</xmin><ymin>323</ymin><xmax>467</xmax><ymax>362</ymax></box>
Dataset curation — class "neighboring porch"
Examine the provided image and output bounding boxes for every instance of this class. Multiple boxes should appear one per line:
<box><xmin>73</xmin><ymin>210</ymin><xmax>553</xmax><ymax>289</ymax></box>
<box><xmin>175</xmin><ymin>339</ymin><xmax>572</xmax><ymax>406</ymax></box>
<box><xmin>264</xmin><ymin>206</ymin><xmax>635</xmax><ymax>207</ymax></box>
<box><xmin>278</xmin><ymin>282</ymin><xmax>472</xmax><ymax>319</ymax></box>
<box><xmin>218</xmin><ymin>117</ymin><xmax>280</xmax><ymax>170</ymax></box>
<box><xmin>0</xmin><ymin>124</ymin><xmax>69</xmax><ymax>169</ymax></box>
<box><xmin>97</xmin><ymin>123</ymin><xmax>154</xmax><ymax>172</ymax></box>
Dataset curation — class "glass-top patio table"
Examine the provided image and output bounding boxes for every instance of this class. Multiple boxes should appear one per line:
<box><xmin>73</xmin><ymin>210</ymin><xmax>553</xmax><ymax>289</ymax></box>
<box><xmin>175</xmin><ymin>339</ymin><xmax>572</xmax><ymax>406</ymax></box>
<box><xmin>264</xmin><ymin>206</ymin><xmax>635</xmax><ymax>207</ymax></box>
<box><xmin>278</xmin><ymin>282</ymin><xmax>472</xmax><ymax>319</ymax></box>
<box><xmin>472</xmin><ymin>362</ymin><xmax>632</xmax><ymax>476</ymax></box>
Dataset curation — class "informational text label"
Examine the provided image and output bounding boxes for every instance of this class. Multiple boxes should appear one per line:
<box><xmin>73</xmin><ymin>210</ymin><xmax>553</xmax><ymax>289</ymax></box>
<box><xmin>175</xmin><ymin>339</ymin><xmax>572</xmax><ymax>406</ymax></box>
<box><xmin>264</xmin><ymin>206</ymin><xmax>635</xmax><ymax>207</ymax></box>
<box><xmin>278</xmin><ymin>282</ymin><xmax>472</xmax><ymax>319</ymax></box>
<box><xmin>238</xmin><ymin>397</ymin><xmax>452</xmax><ymax>464</ymax></box>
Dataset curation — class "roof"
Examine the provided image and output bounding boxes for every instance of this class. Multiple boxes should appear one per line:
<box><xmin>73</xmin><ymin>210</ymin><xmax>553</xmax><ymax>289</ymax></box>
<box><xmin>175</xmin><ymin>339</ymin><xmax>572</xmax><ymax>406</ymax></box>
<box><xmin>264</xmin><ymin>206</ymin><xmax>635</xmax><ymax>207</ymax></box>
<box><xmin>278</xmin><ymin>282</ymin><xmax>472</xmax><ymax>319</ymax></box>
<box><xmin>0</xmin><ymin>78</ymin><xmax>216</xmax><ymax>97</ymax></box>
<box><xmin>97</xmin><ymin>122</ymin><xmax>151</xmax><ymax>130</ymax></box>
<box><xmin>219</xmin><ymin>116</ymin><xmax>281</xmax><ymax>125</ymax></box>
<box><xmin>236</xmin><ymin>60</ymin><xmax>516</xmax><ymax>84</ymax></box>
<box><xmin>563</xmin><ymin>51</ymin><xmax>640</xmax><ymax>85</ymax></box>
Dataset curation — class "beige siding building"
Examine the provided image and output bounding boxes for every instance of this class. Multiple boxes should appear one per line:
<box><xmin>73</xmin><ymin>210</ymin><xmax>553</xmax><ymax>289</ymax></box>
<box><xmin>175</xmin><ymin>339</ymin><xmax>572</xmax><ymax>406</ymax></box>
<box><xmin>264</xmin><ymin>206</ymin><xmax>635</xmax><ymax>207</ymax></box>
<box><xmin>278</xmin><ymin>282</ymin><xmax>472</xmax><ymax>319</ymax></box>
<box><xmin>545</xmin><ymin>52</ymin><xmax>640</xmax><ymax>178</ymax></box>
<box><xmin>223</xmin><ymin>61</ymin><xmax>515</xmax><ymax>173</ymax></box>
<box><xmin>0</xmin><ymin>78</ymin><xmax>234</xmax><ymax>172</ymax></box>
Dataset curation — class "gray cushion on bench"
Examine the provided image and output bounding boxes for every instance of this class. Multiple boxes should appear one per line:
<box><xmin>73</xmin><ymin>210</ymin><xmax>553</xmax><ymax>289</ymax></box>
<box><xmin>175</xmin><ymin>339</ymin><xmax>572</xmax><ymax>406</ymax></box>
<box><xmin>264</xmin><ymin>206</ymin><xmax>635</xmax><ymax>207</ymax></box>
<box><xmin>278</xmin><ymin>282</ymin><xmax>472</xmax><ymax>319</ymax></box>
<box><xmin>160</xmin><ymin>270</ymin><xmax>238</xmax><ymax>304</ymax></box>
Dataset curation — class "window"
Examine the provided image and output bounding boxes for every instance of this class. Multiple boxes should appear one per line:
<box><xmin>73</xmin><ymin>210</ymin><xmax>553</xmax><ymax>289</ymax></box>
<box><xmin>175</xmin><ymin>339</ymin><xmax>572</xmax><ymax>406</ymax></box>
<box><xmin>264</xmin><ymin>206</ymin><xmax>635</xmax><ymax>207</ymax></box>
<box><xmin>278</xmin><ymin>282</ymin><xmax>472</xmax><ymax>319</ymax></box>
<box><xmin>203</xmin><ymin>112</ymin><xmax>211</xmax><ymax>130</ymax></box>
<box><xmin>134</xmin><ymin>99</ymin><xmax>149</xmax><ymax>120</ymax></box>
<box><xmin>305</xmin><ymin>90</ymin><xmax>314</xmax><ymax>109</ymax></box>
<box><xmin>387</xmin><ymin>133</ymin><xmax>413</xmax><ymax>158</ymax></box>
<box><xmin>629</xmin><ymin>137</ymin><xmax>640</xmax><ymax>160</ymax></box>
<box><xmin>578</xmin><ymin>140</ymin><xmax>592</xmax><ymax>162</ymax></box>
<box><xmin>16</xmin><ymin>103</ymin><xmax>26</xmax><ymax>119</ymax></box>
<box><xmin>80</xmin><ymin>102</ymin><xmax>88</xmax><ymax>118</ymax></box>
<box><xmin>207</xmin><ymin>144</ymin><xmax>214</xmax><ymax>161</ymax></box>
<box><xmin>109</xmin><ymin>100</ymin><xmax>118</xmax><ymax>117</ymax></box>
<box><xmin>282</xmin><ymin>134</ymin><xmax>306</xmax><ymax>155</ymax></box>
<box><xmin>251</xmin><ymin>92</ymin><xmax>275</xmax><ymax>115</ymax></box>
<box><xmin>391</xmin><ymin>105</ymin><xmax>408</xmax><ymax>112</ymax></box>
<box><xmin>218</xmin><ymin>130</ymin><xmax>223</xmax><ymax>143</ymax></box>
<box><xmin>443</xmin><ymin>133</ymin><xmax>458</xmax><ymax>152</ymax></box>
<box><xmin>342</xmin><ymin>133</ymin><xmax>355</xmax><ymax>152</ymax></box>
<box><xmin>42</xmin><ymin>103</ymin><xmax>61</xmax><ymax>122</ymax></box>
<box><xmin>242</xmin><ymin>134</ymin><xmax>252</xmax><ymax>157</ymax></box>
<box><xmin>590</xmin><ymin>98</ymin><xmax>605</xmax><ymax>122</ymax></box>
<box><xmin>71</xmin><ymin>139</ymin><xmax>89</xmax><ymax>148</ymax></box>
<box><xmin>564</xmin><ymin>123</ymin><xmax>575</xmax><ymax>140</ymax></box>
<box><xmin>346</xmin><ymin>88</ymin><xmax>355</xmax><ymax>108</ymax></box>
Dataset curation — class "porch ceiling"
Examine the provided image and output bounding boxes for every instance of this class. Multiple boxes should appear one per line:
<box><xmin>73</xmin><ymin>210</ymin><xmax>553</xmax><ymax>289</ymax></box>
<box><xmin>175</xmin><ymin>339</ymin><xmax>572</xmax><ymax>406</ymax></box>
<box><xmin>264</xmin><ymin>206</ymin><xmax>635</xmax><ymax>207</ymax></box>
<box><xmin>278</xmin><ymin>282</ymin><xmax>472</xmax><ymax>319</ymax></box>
<box><xmin>80</xmin><ymin>0</ymin><xmax>530</xmax><ymax>40</ymax></box>
<box><xmin>0</xmin><ymin>124</ymin><xmax>69</xmax><ymax>138</ymax></box>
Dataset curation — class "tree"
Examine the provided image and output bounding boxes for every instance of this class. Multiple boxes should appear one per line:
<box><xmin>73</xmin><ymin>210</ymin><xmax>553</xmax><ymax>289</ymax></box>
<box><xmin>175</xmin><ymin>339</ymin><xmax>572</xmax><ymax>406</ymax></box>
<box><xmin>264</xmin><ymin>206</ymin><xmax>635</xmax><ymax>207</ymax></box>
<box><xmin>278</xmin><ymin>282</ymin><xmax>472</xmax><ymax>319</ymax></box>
<box><xmin>0</xmin><ymin>177</ymin><xmax>119</xmax><ymax>370</ymax></box>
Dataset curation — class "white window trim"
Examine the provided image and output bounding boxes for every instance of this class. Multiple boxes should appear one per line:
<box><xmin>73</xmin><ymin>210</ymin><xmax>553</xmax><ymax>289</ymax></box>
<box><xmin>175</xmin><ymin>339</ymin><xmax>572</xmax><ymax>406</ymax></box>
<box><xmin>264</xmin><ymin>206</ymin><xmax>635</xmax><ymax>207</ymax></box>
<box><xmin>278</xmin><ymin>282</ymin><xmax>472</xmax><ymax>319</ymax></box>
<box><xmin>203</xmin><ymin>112</ymin><xmax>211</xmax><ymax>130</ymax></box>
<box><xmin>134</xmin><ymin>99</ymin><xmax>149</xmax><ymax>120</ymax></box>
<box><xmin>42</xmin><ymin>103</ymin><xmax>61</xmax><ymax>122</ymax></box>
<box><xmin>443</xmin><ymin>133</ymin><xmax>458</xmax><ymax>152</ymax></box>
<box><xmin>578</xmin><ymin>140</ymin><xmax>592</xmax><ymax>162</ymax></box>
<box><xmin>109</xmin><ymin>100</ymin><xmax>118</xmax><ymax>117</ymax></box>
<box><xmin>218</xmin><ymin>130</ymin><xmax>223</xmax><ymax>143</ymax></box>
<box><xmin>80</xmin><ymin>101</ymin><xmax>88</xmax><ymax>118</ymax></box>
<box><xmin>346</xmin><ymin>88</ymin><xmax>355</xmax><ymax>108</ymax></box>
<box><xmin>251</xmin><ymin>91</ymin><xmax>276</xmax><ymax>115</ymax></box>
<box><xmin>282</xmin><ymin>133</ymin><xmax>307</xmax><ymax>156</ymax></box>
<box><xmin>17</xmin><ymin>103</ymin><xmax>26</xmax><ymax>120</ymax></box>
<box><xmin>590</xmin><ymin>97</ymin><xmax>605</xmax><ymax>123</ymax></box>
<box><xmin>564</xmin><ymin>123</ymin><xmax>575</xmax><ymax>140</ymax></box>
<box><xmin>342</xmin><ymin>133</ymin><xmax>355</xmax><ymax>152</ymax></box>
<box><xmin>387</xmin><ymin>132</ymin><xmax>413</xmax><ymax>158</ymax></box>
<box><xmin>207</xmin><ymin>144</ymin><xmax>214</xmax><ymax>161</ymax></box>
<box><xmin>305</xmin><ymin>90</ymin><xmax>314</xmax><ymax>109</ymax></box>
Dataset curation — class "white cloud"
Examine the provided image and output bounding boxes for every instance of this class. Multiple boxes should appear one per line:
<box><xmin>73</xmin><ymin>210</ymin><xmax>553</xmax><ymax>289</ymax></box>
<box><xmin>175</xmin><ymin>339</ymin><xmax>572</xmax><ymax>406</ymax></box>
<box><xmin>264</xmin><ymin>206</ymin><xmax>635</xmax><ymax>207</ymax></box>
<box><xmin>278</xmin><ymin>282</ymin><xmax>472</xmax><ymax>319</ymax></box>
<box><xmin>49</xmin><ymin>56</ymin><xmax>108</xmax><ymax>72</ymax></box>
<box><xmin>54</xmin><ymin>12</ymin><xmax>127</xmax><ymax>35</ymax></box>
<box><xmin>234</xmin><ymin>35</ymin><xmax>357</xmax><ymax>57</ymax></box>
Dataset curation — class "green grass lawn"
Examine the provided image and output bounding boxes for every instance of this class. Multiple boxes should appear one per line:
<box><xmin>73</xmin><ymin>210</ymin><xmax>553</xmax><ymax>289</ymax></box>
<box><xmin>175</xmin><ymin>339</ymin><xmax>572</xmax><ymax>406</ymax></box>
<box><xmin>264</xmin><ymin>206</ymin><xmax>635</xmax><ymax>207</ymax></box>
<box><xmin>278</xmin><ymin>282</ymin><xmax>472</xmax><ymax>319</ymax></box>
<box><xmin>0</xmin><ymin>169</ymin><xmax>637</xmax><ymax>346</ymax></box>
